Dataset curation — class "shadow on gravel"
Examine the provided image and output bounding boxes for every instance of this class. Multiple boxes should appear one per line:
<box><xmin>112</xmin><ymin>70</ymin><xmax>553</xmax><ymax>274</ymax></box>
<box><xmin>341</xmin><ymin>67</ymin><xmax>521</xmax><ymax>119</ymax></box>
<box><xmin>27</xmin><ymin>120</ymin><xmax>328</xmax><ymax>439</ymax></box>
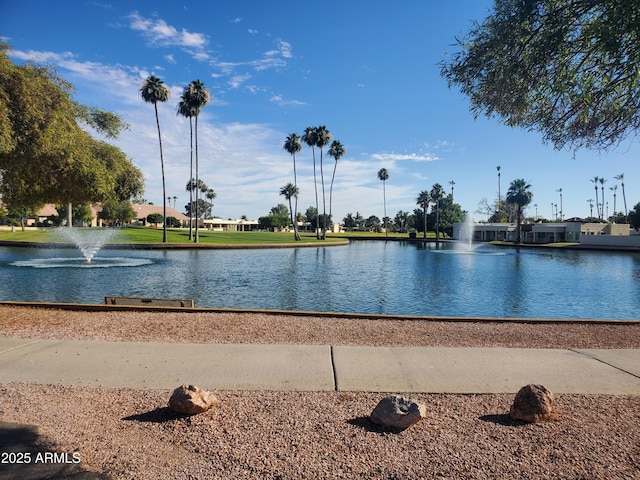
<box><xmin>346</xmin><ymin>416</ymin><xmax>406</xmax><ymax>434</ymax></box>
<box><xmin>479</xmin><ymin>413</ymin><xmax>525</xmax><ymax>426</ymax></box>
<box><xmin>122</xmin><ymin>407</ymin><xmax>189</xmax><ymax>423</ymax></box>
<box><xmin>0</xmin><ymin>421</ymin><xmax>110</xmax><ymax>480</ymax></box>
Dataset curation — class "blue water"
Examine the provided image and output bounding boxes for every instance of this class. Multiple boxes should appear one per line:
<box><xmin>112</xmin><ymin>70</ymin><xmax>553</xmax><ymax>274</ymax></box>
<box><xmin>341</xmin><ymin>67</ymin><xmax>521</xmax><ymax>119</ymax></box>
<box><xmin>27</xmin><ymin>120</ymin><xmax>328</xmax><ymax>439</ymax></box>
<box><xmin>1</xmin><ymin>241</ymin><xmax>639</xmax><ymax>320</ymax></box>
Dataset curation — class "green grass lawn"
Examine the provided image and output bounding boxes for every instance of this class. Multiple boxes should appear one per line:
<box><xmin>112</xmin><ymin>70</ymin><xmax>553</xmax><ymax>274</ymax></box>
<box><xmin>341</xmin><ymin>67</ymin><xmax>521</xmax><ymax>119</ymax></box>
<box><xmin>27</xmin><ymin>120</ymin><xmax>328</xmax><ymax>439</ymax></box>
<box><xmin>0</xmin><ymin>227</ymin><xmax>445</xmax><ymax>245</ymax></box>
<box><xmin>0</xmin><ymin>227</ymin><xmax>347</xmax><ymax>245</ymax></box>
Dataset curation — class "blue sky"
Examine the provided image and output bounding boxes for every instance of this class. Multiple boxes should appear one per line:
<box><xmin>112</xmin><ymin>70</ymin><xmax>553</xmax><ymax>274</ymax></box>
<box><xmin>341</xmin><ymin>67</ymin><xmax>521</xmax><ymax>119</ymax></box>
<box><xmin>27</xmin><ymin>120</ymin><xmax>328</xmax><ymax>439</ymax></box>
<box><xmin>1</xmin><ymin>0</ymin><xmax>638</xmax><ymax>222</ymax></box>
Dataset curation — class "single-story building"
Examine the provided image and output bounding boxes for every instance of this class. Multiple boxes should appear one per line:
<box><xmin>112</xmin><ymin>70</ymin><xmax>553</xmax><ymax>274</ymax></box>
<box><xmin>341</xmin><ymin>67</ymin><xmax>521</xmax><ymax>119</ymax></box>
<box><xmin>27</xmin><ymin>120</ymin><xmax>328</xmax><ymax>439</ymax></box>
<box><xmin>202</xmin><ymin>217</ymin><xmax>259</xmax><ymax>231</ymax></box>
<box><xmin>453</xmin><ymin>220</ymin><xmax>633</xmax><ymax>244</ymax></box>
<box><xmin>130</xmin><ymin>204</ymin><xmax>190</xmax><ymax>227</ymax></box>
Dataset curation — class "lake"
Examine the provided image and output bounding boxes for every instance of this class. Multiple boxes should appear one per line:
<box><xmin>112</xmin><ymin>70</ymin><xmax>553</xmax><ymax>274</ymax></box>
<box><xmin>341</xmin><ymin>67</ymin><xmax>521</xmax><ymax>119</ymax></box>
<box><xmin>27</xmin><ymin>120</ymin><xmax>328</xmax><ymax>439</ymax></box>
<box><xmin>1</xmin><ymin>240</ymin><xmax>639</xmax><ymax>320</ymax></box>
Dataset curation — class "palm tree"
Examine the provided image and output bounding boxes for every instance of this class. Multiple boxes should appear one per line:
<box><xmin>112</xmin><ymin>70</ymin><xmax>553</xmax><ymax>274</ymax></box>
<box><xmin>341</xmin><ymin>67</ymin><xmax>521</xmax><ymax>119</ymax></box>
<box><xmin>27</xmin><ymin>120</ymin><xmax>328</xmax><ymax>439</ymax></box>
<box><xmin>506</xmin><ymin>179</ymin><xmax>533</xmax><ymax>244</ymax></box>
<box><xmin>316</xmin><ymin>125</ymin><xmax>332</xmax><ymax>239</ymax></box>
<box><xmin>587</xmin><ymin>198</ymin><xmax>594</xmax><ymax>218</ymax></box>
<box><xmin>496</xmin><ymin>166</ymin><xmax>501</xmax><ymax>205</ymax></box>
<box><xmin>140</xmin><ymin>75</ymin><xmax>170</xmax><ymax>242</ymax></box>
<box><xmin>377</xmin><ymin>168</ymin><xmax>390</xmax><ymax>238</ymax></box>
<box><xmin>556</xmin><ymin>188</ymin><xmax>563</xmax><ymax>220</ymax></box>
<box><xmin>599</xmin><ymin>177</ymin><xmax>607</xmax><ymax>221</ymax></box>
<box><xmin>610</xmin><ymin>185</ymin><xmax>618</xmax><ymax>221</ymax></box>
<box><xmin>430</xmin><ymin>183</ymin><xmax>445</xmax><ymax>242</ymax></box>
<box><xmin>449</xmin><ymin>180</ymin><xmax>455</xmax><ymax>200</ymax></box>
<box><xmin>205</xmin><ymin>188</ymin><xmax>216</xmax><ymax>216</ymax></box>
<box><xmin>177</xmin><ymin>91</ymin><xmax>196</xmax><ymax>240</ymax></box>
<box><xmin>302</xmin><ymin>127</ymin><xmax>320</xmax><ymax>238</ymax></box>
<box><xmin>280</xmin><ymin>183</ymin><xmax>299</xmax><ymax>239</ymax></box>
<box><xmin>591</xmin><ymin>177</ymin><xmax>601</xmax><ymax>220</ymax></box>
<box><xmin>416</xmin><ymin>190</ymin><xmax>430</xmax><ymax>239</ymax></box>
<box><xmin>185</xmin><ymin>80</ymin><xmax>210</xmax><ymax>242</ymax></box>
<box><xmin>283</xmin><ymin>133</ymin><xmax>302</xmax><ymax>241</ymax></box>
<box><xmin>328</xmin><ymin>140</ymin><xmax>345</xmax><ymax>233</ymax></box>
<box><xmin>172</xmin><ymin>196</ymin><xmax>177</xmax><ymax>210</ymax></box>
<box><xmin>614</xmin><ymin>174</ymin><xmax>627</xmax><ymax>220</ymax></box>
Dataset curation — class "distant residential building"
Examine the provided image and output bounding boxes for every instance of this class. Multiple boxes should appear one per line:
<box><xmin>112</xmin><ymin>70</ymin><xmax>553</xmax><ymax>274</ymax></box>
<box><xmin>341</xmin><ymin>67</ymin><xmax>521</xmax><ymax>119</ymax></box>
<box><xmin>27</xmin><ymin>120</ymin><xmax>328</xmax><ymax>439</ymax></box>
<box><xmin>453</xmin><ymin>220</ymin><xmax>638</xmax><ymax>249</ymax></box>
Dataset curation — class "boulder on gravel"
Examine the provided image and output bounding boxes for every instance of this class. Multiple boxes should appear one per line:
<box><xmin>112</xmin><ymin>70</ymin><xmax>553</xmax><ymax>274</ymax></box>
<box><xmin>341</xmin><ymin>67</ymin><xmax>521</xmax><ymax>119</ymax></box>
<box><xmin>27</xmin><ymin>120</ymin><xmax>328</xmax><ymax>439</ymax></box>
<box><xmin>168</xmin><ymin>384</ymin><xmax>219</xmax><ymax>415</ymax></box>
<box><xmin>509</xmin><ymin>384</ymin><xmax>557</xmax><ymax>423</ymax></box>
<box><xmin>370</xmin><ymin>395</ymin><xmax>426</xmax><ymax>430</ymax></box>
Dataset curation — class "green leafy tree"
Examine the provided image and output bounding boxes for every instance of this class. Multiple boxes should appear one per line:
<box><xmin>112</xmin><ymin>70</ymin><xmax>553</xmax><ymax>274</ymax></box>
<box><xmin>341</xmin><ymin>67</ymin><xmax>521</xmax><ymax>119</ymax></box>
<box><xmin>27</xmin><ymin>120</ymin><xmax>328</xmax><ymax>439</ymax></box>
<box><xmin>259</xmin><ymin>203</ymin><xmax>290</xmax><ymax>231</ymax></box>
<box><xmin>98</xmin><ymin>199</ymin><xmax>135</xmax><ymax>226</ymax></box>
<box><xmin>343</xmin><ymin>213</ymin><xmax>356</xmax><ymax>231</ymax></box>
<box><xmin>304</xmin><ymin>206</ymin><xmax>318</xmax><ymax>231</ymax></box>
<box><xmin>0</xmin><ymin>42</ymin><xmax>141</xmax><ymax>223</ymax></box>
<box><xmin>427</xmin><ymin>196</ymin><xmax>466</xmax><ymax>238</ymax></box>
<box><xmin>147</xmin><ymin>212</ymin><xmax>164</xmax><ymax>227</ymax></box>
<box><xmin>140</xmin><ymin>75</ymin><xmax>170</xmax><ymax>242</ymax></box>
<box><xmin>506</xmin><ymin>179</ymin><xmax>533</xmax><ymax>244</ymax></box>
<box><xmin>365</xmin><ymin>215</ymin><xmax>381</xmax><ymax>233</ymax></box>
<box><xmin>627</xmin><ymin>202</ymin><xmax>640</xmax><ymax>230</ymax></box>
<box><xmin>440</xmin><ymin>0</ymin><xmax>640</xmax><ymax>151</ymax></box>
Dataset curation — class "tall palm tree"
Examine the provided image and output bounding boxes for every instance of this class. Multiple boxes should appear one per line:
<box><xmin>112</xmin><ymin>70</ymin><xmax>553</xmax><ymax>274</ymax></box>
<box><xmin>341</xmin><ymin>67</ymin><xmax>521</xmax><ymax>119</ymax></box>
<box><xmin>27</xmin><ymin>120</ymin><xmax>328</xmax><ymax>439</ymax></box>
<box><xmin>177</xmin><ymin>92</ymin><xmax>196</xmax><ymax>240</ymax></box>
<box><xmin>140</xmin><ymin>75</ymin><xmax>170</xmax><ymax>242</ymax></box>
<box><xmin>430</xmin><ymin>183</ymin><xmax>445</xmax><ymax>242</ymax></box>
<box><xmin>449</xmin><ymin>180</ymin><xmax>455</xmax><ymax>200</ymax></box>
<box><xmin>302</xmin><ymin>127</ymin><xmax>320</xmax><ymax>238</ymax></box>
<box><xmin>416</xmin><ymin>191</ymin><xmax>430</xmax><ymax>239</ymax></box>
<box><xmin>328</xmin><ymin>140</ymin><xmax>345</xmax><ymax>233</ymax></box>
<box><xmin>591</xmin><ymin>176</ymin><xmax>601</xmax><ymax>220</ymax></box>
<box><xmin>506</xmin><ymin>179</ymin><xmax>533</xmax><ymax>244</ymax></box>
<box><xmin>283</xmin><ymin>133</ymin><xmax>302</xmax><ymax>241</ymax></box>
<box><xmin>587</xmin><ymin>198</ymin><xmax>594</xmax><ymax>218</ymax></box>
<box><xmin>280</xmin><ymin>183</ymin><xmax>299</xmax><ymax>239</ymax></box>
<box><xmin>610</xmin><ymin>185</ymin><xmax>618</xmax><ymax>221</ymax></box>
<box><xmin>556</xmin><ymin>188</ymin><xmax>563</xmax><ymax>220</ymax></box>
<box><xmin>496</xmin><ymin>166</ymin><xmax>501</xmax><ymax>205</ymax></box>
<box><xmin>377</xmin><ymin>168</ymin><xmax>390</xmax><ymax>238</ymax></box>
<box><xmin>205</xmin><ymin>188</ymin><xmax>216</xmax><ymax>217</ymax></box>
<box><xmin>185</xmin><ymin>80</ymin><xmax>210</xmax><ymax>243</ymax></box>
<box><xmin>599</xmin><ymin>177</ymin><xmax>608</xmax><ymax>222</ymax></box>
<box><xmin>316</xmin><ymin>125</ymin><xmax>332</xmax><ymax>239</ymax></box>
<box><xmin>614</xmin><ymin>173</ymin><xmax>627</xmax><ymax>220</ymax></box>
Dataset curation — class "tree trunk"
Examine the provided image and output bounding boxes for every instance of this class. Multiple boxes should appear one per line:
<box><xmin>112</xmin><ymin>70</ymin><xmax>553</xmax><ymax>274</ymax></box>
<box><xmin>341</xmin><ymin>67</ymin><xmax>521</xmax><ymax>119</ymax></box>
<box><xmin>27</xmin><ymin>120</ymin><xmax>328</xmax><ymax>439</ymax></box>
<box><xmin>67</xmin><ymin>202</ymin><xmax>73</xmax><ymax>227</ymax></box>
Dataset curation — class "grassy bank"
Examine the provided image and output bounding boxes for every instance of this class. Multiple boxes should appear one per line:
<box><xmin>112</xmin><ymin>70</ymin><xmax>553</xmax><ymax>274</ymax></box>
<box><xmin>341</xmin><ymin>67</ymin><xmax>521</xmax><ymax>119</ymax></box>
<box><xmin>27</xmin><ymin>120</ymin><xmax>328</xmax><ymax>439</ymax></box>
<box><xmin>0</xmin><ymin>227</ymin><xmax>345</xmax><ymax>245</ymax></box>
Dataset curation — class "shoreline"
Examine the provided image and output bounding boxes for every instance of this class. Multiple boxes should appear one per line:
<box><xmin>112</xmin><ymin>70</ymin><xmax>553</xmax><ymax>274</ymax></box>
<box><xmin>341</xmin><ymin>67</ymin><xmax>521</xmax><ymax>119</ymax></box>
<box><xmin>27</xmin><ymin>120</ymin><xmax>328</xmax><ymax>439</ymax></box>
<box><xmin>2</xmin><ymin>301</ymin><xmax>639</xmax><ymax>325</ymax></box>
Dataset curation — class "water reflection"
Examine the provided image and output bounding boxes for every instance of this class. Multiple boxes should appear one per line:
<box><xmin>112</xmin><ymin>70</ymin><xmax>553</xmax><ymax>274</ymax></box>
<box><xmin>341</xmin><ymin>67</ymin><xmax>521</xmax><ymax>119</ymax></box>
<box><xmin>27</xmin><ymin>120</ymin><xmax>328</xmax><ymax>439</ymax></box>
<box><xmin>0</xmin><ymin>241</ymin><xmax>638</xmax><ymax>320</ymax></box>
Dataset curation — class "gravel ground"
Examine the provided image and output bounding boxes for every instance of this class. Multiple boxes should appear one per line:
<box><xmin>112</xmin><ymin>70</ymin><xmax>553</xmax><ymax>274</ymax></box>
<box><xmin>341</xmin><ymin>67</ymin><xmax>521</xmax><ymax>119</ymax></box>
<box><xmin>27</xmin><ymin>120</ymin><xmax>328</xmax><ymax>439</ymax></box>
<box><xmin>1</xmin><ymin>306</ymin><xmax>639</xmax><ymax>479</ymax></box>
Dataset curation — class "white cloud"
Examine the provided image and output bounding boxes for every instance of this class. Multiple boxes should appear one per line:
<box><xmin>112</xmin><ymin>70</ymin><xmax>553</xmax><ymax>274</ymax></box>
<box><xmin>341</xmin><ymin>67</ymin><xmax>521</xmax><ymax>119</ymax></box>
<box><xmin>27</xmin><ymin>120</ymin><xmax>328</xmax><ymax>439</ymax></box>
<box><xmin>371</xmin><ymin>152</ymin><xmax>439</xmax><ymax>162</ymax></box>
<box><xmin>270</xmin><ymin>95</ymin><xmax>306</xmax><ymax>106</ymax></box>
<box><xmin>127</xmin><ymin>12</ymin><xmax>208</xmax><ymax>49</ymax></box>
<box><xmin>228</xmin><ymin>73</ymin><xmax>251</xmax><ymax>89</ymax></box>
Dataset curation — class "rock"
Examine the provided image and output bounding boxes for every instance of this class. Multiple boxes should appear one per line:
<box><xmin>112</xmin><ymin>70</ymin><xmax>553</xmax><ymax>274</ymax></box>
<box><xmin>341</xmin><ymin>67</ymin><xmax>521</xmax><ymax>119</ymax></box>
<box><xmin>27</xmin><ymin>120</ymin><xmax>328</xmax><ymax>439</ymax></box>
<box><xmin>168</xmin><ymin>384</ymin><xmax>219</xmax><ymax>415</ymax></box>
<box><xmin>509</xmin><ymin>384</ymin><xmax>557</xmax><ymax>423</ymax></box>
<box><xmin>370</xmin><ymin>395</ymin><xmax>426</xmax><ymax>430</ymax></box>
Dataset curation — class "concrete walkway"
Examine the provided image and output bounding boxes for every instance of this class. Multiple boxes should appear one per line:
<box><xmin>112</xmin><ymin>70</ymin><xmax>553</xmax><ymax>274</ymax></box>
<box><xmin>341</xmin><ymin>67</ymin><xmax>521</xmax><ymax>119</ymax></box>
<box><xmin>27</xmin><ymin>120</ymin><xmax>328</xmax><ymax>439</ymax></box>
<box><xmin>1</xmin><ymin>338</ymin><xmax>639</xmax><ymax>394</ymax></box>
